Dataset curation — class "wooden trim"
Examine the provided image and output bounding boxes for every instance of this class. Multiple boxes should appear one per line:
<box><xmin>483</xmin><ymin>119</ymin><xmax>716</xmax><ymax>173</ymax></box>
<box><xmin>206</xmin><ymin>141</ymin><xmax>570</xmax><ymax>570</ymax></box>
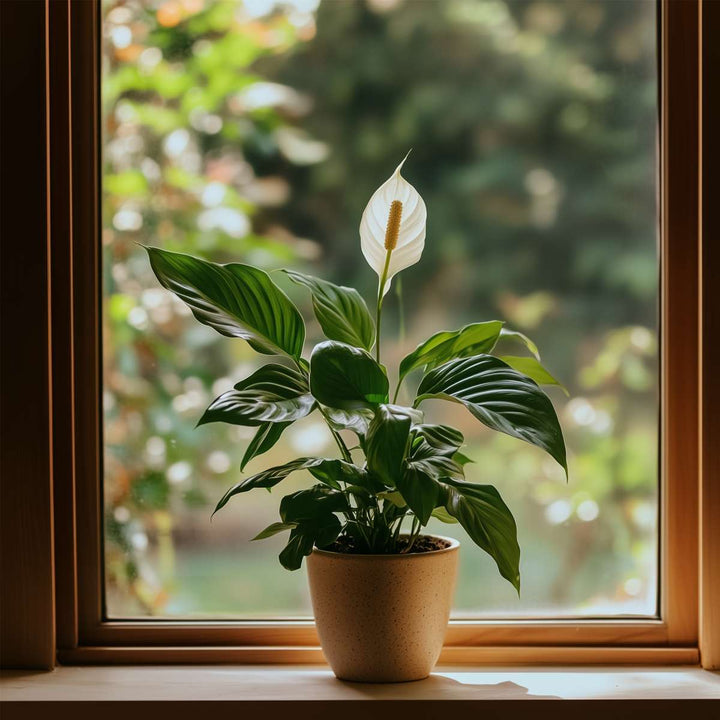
<box><xmin>660</xmin><ymin>0</ymin><xmax>700</xmax><ymax>645</ymax></box>
<box><xmin>699</xmin><ymin>0</ymin><xmax>720</xmax><ymax>672</ymax></box>
<box><xmin>79</xmin><ymin>620</ymin><xmax>670</xmax><ymax>648</ymax></box>
<box><xmin>44</xmin><ymin>0</ymin><xmax>707</xmax><ymax>666</ymax></box>
<box><xmin>49</xmin><ymin>0</ymin><xmax>80</xmax><ymax>655</ymax></box>
<box><xmin>56</xmin><ymin>645</ymin><xmax>699</xmax><ymax>667</ymax></box>
<box><xmin>0</xmin><ymin>0</ymin><xmax>56</xmax><ymax>670</ymax></box>
<box><xmin>69</xmin><ymin>0</ymin><xmax>104</xmax><ymax>645</ymax></box>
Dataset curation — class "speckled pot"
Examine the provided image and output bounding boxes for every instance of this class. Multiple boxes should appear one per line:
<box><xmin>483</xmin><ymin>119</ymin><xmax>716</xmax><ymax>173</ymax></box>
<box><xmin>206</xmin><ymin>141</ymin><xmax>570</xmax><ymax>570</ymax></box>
<box><xmin>306</xmin><ymin>535</ymin><xmax>460</xmax><ymax>683</ymax></box>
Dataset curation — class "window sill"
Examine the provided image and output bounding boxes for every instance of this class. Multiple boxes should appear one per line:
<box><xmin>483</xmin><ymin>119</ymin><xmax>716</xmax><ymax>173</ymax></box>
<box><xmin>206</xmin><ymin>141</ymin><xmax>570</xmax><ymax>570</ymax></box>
<box><xmin>2</xmin><ymin>665</ymin><xmax>718</xmax><ymax>718</ymax></box>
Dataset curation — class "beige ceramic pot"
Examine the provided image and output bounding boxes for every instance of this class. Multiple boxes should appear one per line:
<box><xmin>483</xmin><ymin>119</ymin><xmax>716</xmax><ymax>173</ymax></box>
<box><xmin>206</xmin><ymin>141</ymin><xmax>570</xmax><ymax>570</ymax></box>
<box><xmin>306</xmin><ymin>535</ymin><xmax>460</xmax><ymax>683</ymax></box>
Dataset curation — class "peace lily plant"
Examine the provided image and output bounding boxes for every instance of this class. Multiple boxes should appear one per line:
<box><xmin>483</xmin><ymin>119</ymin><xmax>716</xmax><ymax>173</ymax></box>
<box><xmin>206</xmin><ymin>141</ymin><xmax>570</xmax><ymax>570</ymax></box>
<box><xmin>145</xmin><ymin>156</ymin><xmax>568</xmax><ymax>597</ymax></box>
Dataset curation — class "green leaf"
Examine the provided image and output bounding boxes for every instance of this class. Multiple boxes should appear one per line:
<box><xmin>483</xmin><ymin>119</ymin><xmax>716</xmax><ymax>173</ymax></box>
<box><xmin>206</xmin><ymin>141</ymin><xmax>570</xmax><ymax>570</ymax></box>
<box><xmin>498</xmin><ymin>328</ymin><xmax>540</xmax><ymax>360</ymax></box>
<box><xmin>214</xmin><ymin>458</ymin><xmax>313</xmax><ymax>514</ymax></box>
<box><xmin>307</xmin><ymin>459</ymin><xmax>372</xmax><ymax>490</ymax></box>
<box><xmin>437</xmin><ymin>478</ymin><xmax>520</xmax><ymax>592</ymax></box>
<box><xmin>397</xmin><ymin>464</ymin><xmax>439</xmax><ymax>525</ymax></box>
<box><xmin>416</xmin><ymin>355</ymin><xmax>567</xmax><ymax>476</ymax></box>
<box><xmin>411</xmin><ymin>424</ymin><xmax>464</xmax><ymax>457</ymax></box>
<box><xmin>399</xmin><ymin>321</ymin><xmax>503</xmax><ymax>383</ymax></box>
<box><xmin>145</xmin><ymin>246</ymin><xmax>305</xmax><ymax>359</ymax></box>
<box><xmin>241</xmin><ymin>422</ymin><xmax>289</xmax><ymax>471</ymax></box>
<box><xmin>431</xmin><ymin>506</ymin><xmax>459</xmax><ymax>524</ymax></box>
<box><xmin>251</xmin><ymin>521</ymin><xmax>297</xmax><ymax>541</ymax></box>
<box><xmin>323</xmin><ymin>407</ymin><xmax>375</xmax><ymax>436</ymax></box>
<box><xmin>284</xmin><ymin>270</ymin><xmax>375</xmax><ymax>351</ymax></box>
<box><xmin>365</xmin><ymin>405</ymin><xmax>412</xmax><ymax>487</ymax></box>
<box><xmin>500</xmin><ymin>356</ymin><xmax>569</xmax><ymax>395</ymax></box>
<box><xmin>198</xmin><ymin>364</ymin><xmax>315</xmax><ymax>427</ymax></box>
<box><xmin>407</xmin><ymin>443</ymin><xmax>464</xmax><ymax>481</ymax></box>
<box><xmin>378</xmin><ymin>490</ymin><xmax>407</xmax><ymax>508</ymax></box>
<box><xmin>280</xmin><ymin>485</ymin><xmax>348</xmax><ymax>523</ymax></box>
<box><xmin>453</xmin><ymin>451</ymin><xmax>475</xmax><ymax>466</ymax></box>
<box><xmin>213</xmin><ymin>457</ymin><xmax>360</xmax><ymax>514</ymax></box>
<box><xmin>310</xmin><ymin>341</ymin><xmax>389</xmax><ymax>410</ymax></box>
<box><xmin>398</xmin><ymin>431</ymin><xmax>464</xmax><ymax>523</ymax></box>
<box><xmin>277</xmin><ymin>485</ymin><xmax>346</xmax><ymax>570</ymax></box>
<box><xmin>279</xmin><ymin>529</ymin><xmax>316</xmax><ymax>570</ymax></box>
<box><xmin>279</xmin><ymin>514</ymin><xmax>342</xmax><ymax>571</ymax></box>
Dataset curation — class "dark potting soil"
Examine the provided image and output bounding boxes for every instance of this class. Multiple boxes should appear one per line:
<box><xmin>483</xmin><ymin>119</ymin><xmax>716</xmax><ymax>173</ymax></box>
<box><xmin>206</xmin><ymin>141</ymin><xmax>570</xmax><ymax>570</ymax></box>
<box><xmin>323</xmin><ymin>535</ymin><xmax>451</xmax><ymax>555</ymax></box>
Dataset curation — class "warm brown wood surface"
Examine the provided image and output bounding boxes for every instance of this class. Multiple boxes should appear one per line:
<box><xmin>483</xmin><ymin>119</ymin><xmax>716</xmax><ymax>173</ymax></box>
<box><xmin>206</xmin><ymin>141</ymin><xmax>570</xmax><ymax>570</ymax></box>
<box><xmin>1</xmin><ymin>664</ymin><xmax>718</xmax><ymax>700</ymax></box>
<box><xmin>0</xmin><ymin>0</ymin><xmax>56</xmax><ymax>670</ymax></box>
<box><xmin>699</xmin><ymin>0</ymin><xmax>720</xmax><ymax>673</ymax></box>
<box><xmin>661</xmin><ymin>0</ymin><xmax>700</xmax><ymax>646</ymax></box>
<box><xmin>1</xmin><ymin>666</ymin><xmax>718</xmax><ymax>720</ymax></box>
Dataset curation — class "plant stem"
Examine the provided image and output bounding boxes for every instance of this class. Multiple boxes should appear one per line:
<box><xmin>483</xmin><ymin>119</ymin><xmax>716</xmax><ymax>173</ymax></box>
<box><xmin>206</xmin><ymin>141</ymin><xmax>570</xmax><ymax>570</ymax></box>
<box><xmin>375</xmin><ymin>249</ymin><xmax>392</xmax><ymax>364</ymax></box>
<box><xmin>392</xmin><ymin>514</ymin><xmax>404</xmax><ymax>549</ymax></box>
<box><xmin>396</xmin><ymin>274</ymin><xmax>405</xmax><ymax>344</ymax></box>
<box><xmin>293</xmin><ymin>357</ymin><xmax>353</xmax><ymax>463</ymax></box>
<box><xmin>402</xmin><ymin>516</ymin><xmax>421</xmax><ymax>553</ymax></box>
<box><xmin>392</xmin><ymin>379</ymin><xmax>401</xmax><ymax>404</ymax></box>
<box><xmin>321</xmin><ymin>409</ymin><xmax>353</xmax><ymax>463</ymax></box>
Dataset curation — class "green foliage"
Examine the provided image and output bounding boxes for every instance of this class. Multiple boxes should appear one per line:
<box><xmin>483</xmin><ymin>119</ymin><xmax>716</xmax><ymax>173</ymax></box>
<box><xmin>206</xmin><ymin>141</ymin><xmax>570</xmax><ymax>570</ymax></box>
<box><xmin>147</xmin><ymin>247</ymin><xmax>305</xmax><ymax>359</ymax></box>
<box><xmin>416</xmin><ymin>355</ymin><xmax>567</xmax><ymax>477</ymax></box>
<box><xmin>398</xmin><ymin>321</ymin><xmax>503</xmax><ymax>386</ymax></box>
<box><xmin>309</xmin><ymin>341</ymin><xmax>389</xmax><ymax>409</ymax></box>
<box><xmin>150</xmin><ymin>240</ymin><xmax>568</xmax><ymax>590</ymax></box>
<box><xmin>500</xmin><ymin>356</ymin><xmax>568</xmax><ymax>395</ymax></box>
<box><xmin>241</xmin><ymin>422</ymin><xmax>290</xmax><ymax>471</ymax></box>
<box><xmin>437</xmin><ymin>479</ymin><xmax>521</xmax><ymax>592</ymax></box>
<box><xmin>198</xmin><ymin>364</ymin><xmax>315</xmax><ymax>426</ymax></box>
<box><xmin>284</xmin><ymin>270</ymin><xmax>375</xmax><ymax>351</ymax></box>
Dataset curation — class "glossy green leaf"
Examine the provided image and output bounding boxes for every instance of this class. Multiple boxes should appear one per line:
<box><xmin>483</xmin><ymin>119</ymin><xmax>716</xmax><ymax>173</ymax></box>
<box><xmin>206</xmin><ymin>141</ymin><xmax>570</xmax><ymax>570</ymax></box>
<box><xmin>500</xmin><ymin>356</ymin><xmax>568</xmax><ymax>395</ymax></box>
<box><xmin>397</xmin><ymin>464</ymin><xmax>439</xmax><ymax>525</ymax></box>
<box><xmin>284</xmin><ymin>270</ymin><xmax>375</xmax><ymax>351</ymax></box>
<box><xmin>280</xmin><ymin>485</ymin><xmax>348</xmax><ymax>523</ymax></box>
<box><xmin>398</xmin><ymin>321</ymin><xmax>503</xmax><ymax>383</ymax></box>
<box><xmin>279</xmin><ymin>513</ymin><xmax>342</xmax><ymax>570</ymax></box>
<box><xmin>399</xmin><ymin>431</ymin><xmax>463</xmax><ymax>523</ymax></box>
<box><xmin>277</xmin><ymin>485</ymin><xmax>346</xmax><ymax>570</ymax></box>
<box><xmin>145</xmin><ymin>246</ymin><xmax>305</xmax><ymax>359</ymax></box>
<box><xmin>278</xmin><ymin>529</ymin><xmax>316</xmax><ymax>571</ymax></box>
<box><xmin>410</xmin><ymin>424</ymin><xmax>464</xmax><ymax>457</ymax></box>
<box><xmin>323</xmin><ymin>407</ymin><xmax>375</xmax><ymax>436</ymax></box>
<box><xmin>453</xmin><ymin>451</ymin><xmax>475</xmax><ymax>466</ymax></box>
<box><xmin>251</xmin><ymin>521</ymin><xmax>297</xmax><ymax>541</ymax></box>
<box><xmin>307</xmin><ymin>459</ymin><xmax>372</xmax><ymax>490</ymax></box>
<box><xmin>213</xmin><ymin>457</ymin><xmax>360</xmax><ymax>514</ymax></box>
<box><xmin>416</xmin><ymin>355</ymin><xmax>567</xmax><ymax>476</ymax></box>
<box><xmin>310</xmin><ymin>341</ymin><xmax>389</xmax><ymax>410</ymax></box>
<box><xmin>498</xmin><ymin>328</ymin><xmax>540</xmax><ymax>360</ymax></box>
<box><xmin>431</xmin><ymin>506</ymin><xmax>459</xmax><ymax>524</ymax></box>
<box><xmin>407</xmin><ymin>442</ymin><xmax>464</xmax><ymax>481</ymax></box>
<box><xmin>365</xmin><ymin>405</ymin><xmax>412</xmax><ymax>487</ymax></box>
<box><xmin>437</xmin><ymin>478</ymin><xmax>520</xmax><ymax>592</ymax></box>
<box><xmin>241</xmin><ymin>422</ymin><xmax>289</xmax><ymax>471</ymax></box>
<box><xmin>198</xmin><ymin>364</ymin><xmax>315</xmax><ymax>427</ymax></box>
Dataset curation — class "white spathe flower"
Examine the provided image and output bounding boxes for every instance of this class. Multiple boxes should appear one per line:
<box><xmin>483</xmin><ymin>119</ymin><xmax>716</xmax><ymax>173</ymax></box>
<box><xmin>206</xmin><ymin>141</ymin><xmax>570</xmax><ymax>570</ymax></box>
<box><xmin>360</xmin><ymin>153</ymin><xmax>426</xmax><ymax>296</ymax></box>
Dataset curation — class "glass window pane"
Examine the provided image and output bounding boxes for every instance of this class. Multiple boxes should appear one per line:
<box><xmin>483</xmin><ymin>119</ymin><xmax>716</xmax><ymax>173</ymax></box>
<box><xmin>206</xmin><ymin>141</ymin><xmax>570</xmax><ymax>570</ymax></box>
<box><xmin>102</xmin><ymin>0</ymin><xmax>658</xmax><ymax>618</ymax></box>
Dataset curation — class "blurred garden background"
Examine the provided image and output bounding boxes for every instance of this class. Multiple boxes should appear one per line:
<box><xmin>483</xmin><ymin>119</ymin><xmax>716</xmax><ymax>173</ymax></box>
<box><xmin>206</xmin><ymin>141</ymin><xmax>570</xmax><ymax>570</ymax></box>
<box><xmin>102</xmin><ymin>0</ymin><xmax>659</xmax><ymax>618</ymax></box>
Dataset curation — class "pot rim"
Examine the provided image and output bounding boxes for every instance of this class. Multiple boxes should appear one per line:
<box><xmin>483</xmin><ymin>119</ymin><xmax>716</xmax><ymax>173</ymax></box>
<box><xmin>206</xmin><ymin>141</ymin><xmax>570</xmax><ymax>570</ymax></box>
<box><xmin>311</xmin><ymin>534</ymin><xmax>460</xmax><ymax>560</ymax></box>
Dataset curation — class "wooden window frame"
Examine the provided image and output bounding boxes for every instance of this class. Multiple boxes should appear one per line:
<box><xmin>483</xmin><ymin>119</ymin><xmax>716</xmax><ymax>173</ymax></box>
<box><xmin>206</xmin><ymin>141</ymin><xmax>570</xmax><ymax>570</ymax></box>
<box><xmin>3</xmin><ymin>0</ymin><xmax>716</xmax><ymax>670</ymax></box>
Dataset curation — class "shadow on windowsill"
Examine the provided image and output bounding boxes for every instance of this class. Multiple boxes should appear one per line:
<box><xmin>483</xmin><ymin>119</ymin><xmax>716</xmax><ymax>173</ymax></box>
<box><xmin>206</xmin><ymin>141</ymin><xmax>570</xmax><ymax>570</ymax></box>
<box><xmin>336</xmin><ymin>673</ymin><xmax>560</xmax><ymax>700</ymax></box>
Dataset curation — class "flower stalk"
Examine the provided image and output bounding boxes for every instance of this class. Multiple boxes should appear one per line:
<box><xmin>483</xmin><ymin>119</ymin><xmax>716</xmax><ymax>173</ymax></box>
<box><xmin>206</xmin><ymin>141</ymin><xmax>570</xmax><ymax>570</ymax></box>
<box><xmin>375</xmin><ymin>200</ymin><xmax>403</xmax><ymax>362</ymax></box>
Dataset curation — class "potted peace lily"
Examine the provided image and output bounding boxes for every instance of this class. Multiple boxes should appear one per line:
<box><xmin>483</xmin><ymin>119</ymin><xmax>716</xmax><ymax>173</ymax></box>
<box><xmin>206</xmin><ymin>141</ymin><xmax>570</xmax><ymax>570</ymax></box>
<box><xmin>145</xmin><ymin>157</ymin><xmax>567</xmax><ymax>683</ymax></box>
